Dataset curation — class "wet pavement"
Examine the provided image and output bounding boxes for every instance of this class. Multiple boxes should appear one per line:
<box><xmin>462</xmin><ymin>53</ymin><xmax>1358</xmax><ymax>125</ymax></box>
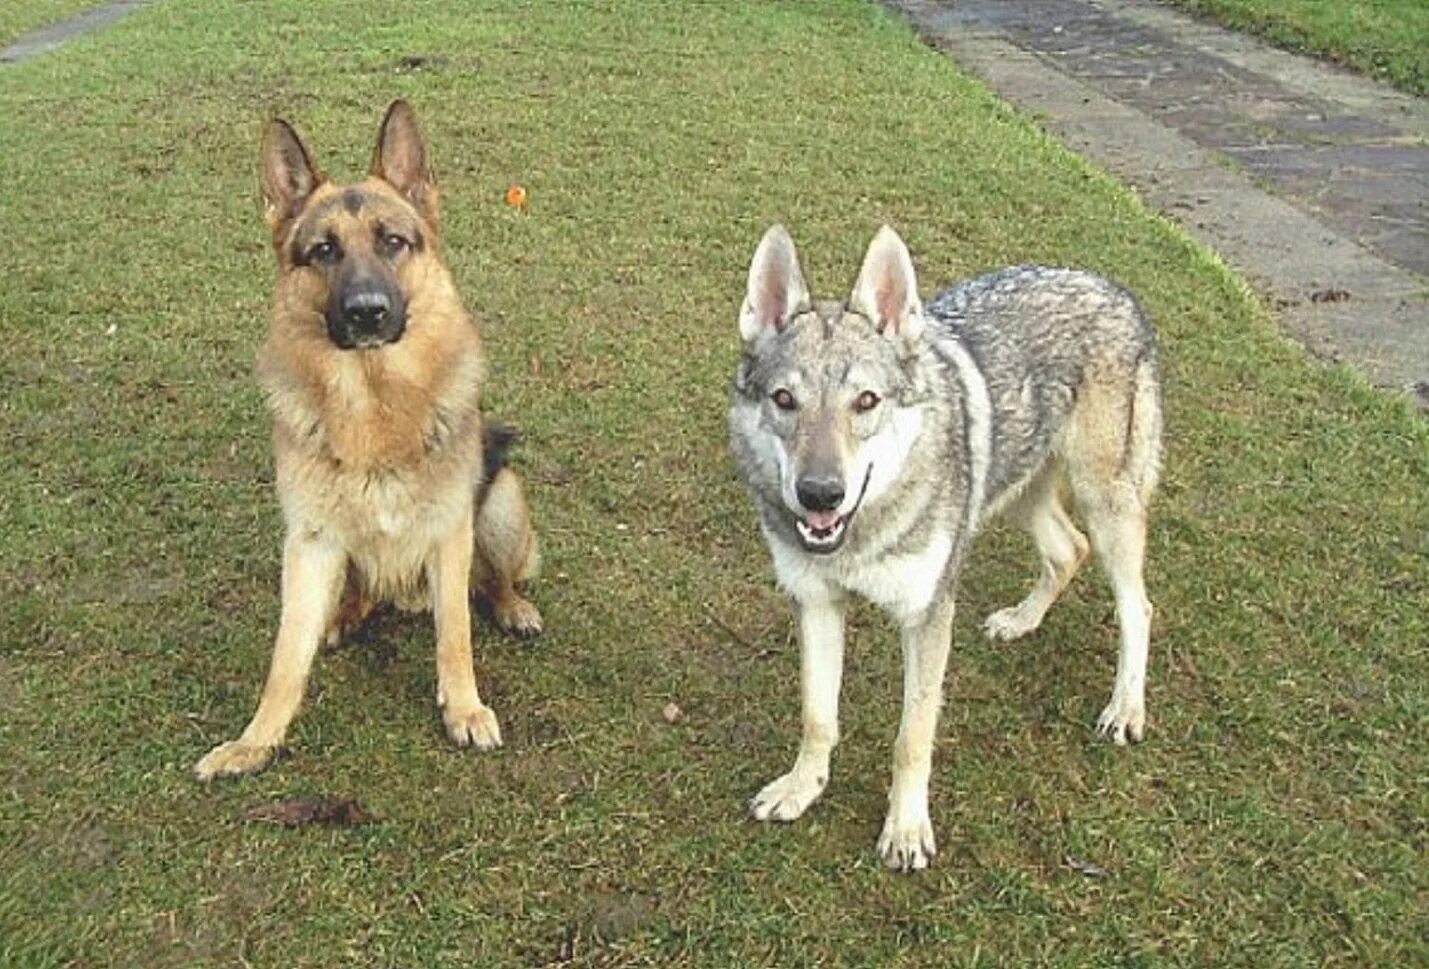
<box><xmin>886</xmin><ymin>0</ymin><xmax>1428</xmax><ymax>404</ymax></box>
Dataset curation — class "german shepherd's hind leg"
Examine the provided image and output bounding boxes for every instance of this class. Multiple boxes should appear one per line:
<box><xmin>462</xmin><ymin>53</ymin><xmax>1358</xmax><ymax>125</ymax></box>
<box><xmin>323</xmin><ymin>561</ymin><xmax>377</xmax><ymax>649</ymax></box>
<box><xmin>195</xmin><ymin>532</ymin><xmax>347</xmax><ymax>780</ymax></box>
<box><xmin>751</xmin><ymin>593</ymin><xmax>846</xmax><ymax>823</ymax></box>
<box><xmin>473</xmin><ymin>465</ymin><xmax>543</xmax><ymax>638</ymax></box>
<box><xmin>983</xmin><ymin>463</ymin><xmax>1089</xmax><ymax>642</ymax></box>
<box><xmin>432</xmin><ymin>504</ymin><xmax>502</xmax><ymax>749</ymax></box>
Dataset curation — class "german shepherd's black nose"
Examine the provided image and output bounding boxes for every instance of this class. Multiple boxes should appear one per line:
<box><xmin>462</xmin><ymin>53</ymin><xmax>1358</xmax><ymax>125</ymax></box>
<box><xmin>796</xmin><ymin>476</ymin><xmax>845</xmax><ymax>512</ymax></box>
<box><xmin>342</xmin><ymin>290</ymin><xmax>392</xmax><ymax>332</ymax></box>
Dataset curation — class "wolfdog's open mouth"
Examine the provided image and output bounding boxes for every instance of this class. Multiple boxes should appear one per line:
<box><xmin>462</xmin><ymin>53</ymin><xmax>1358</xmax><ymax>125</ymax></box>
<box><xmin>792</xmin><ymin>465</ymin><xmax>872</xmax><ymax>554</ymax></box>
<box><xmin>795</xmin><ymin>511</ymin><xmax>848</xmax><ymax>550</ymax></box>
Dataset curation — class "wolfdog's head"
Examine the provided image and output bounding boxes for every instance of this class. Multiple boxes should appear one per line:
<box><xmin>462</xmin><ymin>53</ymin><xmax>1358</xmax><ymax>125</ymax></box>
<box><xmin>730</xmin><ymin>226</ymin><xmax>932</xmax><ymax>555</ymax></box>
<box><xmin>259</xmin><ymin>101</ymin><xmax>442</xmax><ymax>351</ymax></box>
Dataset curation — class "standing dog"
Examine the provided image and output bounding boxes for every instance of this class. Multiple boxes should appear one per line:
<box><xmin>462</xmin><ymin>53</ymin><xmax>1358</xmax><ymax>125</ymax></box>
<box><xmin>196</xmin><ymin>102</ymin><xmax>542</xmax><ymax>781</ymax></box>
<box><xmin>730</xmin><ymin>225</ymin><xmax>1162</xmax><ymax>870</ymax></box>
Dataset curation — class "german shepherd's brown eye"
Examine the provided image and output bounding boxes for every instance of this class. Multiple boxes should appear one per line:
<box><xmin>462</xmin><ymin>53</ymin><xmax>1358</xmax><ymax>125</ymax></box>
<box><xmin>771</xmin><ymin>389</ymin><xmax>796</xmax><ymax>411</ymax></box>
<box><xmin>379</xmin><ymin>232</ymin><xmax>409</xmax><ymax>257</ymax></box>
<box><xmin>854</xmin><ymin>390</ymin><xmax>881</xmax><ymax>413</ymax></box>
<box><xmin>307</xmin><ymin>238</ymin><xmax>339</xmax><ymax>264</ymax></box>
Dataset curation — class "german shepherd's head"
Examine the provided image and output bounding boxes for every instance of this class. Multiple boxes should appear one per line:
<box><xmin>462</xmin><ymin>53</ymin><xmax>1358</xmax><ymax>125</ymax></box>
<box><xmin>260</xmin><ymin>101</ymin><xmax>441</xmax><ymax>351</ymax></box>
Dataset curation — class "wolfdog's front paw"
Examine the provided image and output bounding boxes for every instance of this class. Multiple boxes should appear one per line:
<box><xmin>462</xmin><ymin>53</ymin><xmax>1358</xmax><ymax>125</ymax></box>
<box><xmin>877</xmin><ymin>809</ymin><xmax>936</xmax><ymax>872</ymax></box>
<box><xmin>750</xmin><ymin>769</ymin><xmax>827</xmax><ymax>822</ymax></box>
<box><xmin>194</xmin><ymin>739</ymin><xmax>278</xmax><ymax>781</ymax></box>
<box><xmin>1096</xmin><ymin>693</ymin><xmax>1146</xmax><ymax>745</ymax></box>
<box><xmin>444</xmin><ymin>702</ymin><xmax>503</xmax><ymax>750</ymax></box>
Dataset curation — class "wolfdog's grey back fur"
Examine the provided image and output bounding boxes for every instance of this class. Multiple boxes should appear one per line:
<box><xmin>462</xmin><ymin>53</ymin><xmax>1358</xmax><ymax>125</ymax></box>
<box><xmin>927</xmin><ymin>266</ymin><xmax>1160</xmax><ymax>514</ymax></box>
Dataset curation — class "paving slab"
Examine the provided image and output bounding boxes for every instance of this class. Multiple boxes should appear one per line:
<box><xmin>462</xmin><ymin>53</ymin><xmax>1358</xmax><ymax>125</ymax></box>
<box><xmin>886</xmin><ymin>0</ymin><xmax>1428</xmax><ymax>406</ymax></box>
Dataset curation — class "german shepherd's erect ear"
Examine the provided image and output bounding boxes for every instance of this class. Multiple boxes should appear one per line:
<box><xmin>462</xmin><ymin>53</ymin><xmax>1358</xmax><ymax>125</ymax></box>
<box><xmin>371</xmin><ymin>100</ymin><xmax>440</xmax><ymax>231</ymax></box>
<box><xmin>260</xmin><ymin>118</ymin><xmax>324</xmax><ymax>246</ymax></box>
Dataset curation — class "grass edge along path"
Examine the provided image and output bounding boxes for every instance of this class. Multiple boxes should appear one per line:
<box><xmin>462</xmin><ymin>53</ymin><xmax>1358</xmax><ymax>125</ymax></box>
<box><xmin>1159</xmin><ymin>0</ymin><xmax>1429</xmax><ymax>95</ymax></box>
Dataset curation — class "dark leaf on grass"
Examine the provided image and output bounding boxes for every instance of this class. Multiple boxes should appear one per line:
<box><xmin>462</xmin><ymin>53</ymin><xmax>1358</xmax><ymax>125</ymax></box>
<box><xmin>245</xmin><ymin>796</ymin><xmax>377</xmax><ymax>828</ymax></box>
<box><xmin>1064</xmin><ymin>854</ymin><xmax>1109</xmax><ymax>879</ymax></box>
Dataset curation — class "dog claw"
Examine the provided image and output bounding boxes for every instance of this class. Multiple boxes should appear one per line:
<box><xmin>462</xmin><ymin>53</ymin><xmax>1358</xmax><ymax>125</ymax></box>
<box><xmin>982</xmin><ymin>605</ymin><xmax>1042</xmax><ymax>642</ymax></box>
<box><xmin>495</xmin><ymin>597</ymin><xmax>544</xmax><ymax>640</ymax></box>
<box><xmin>195</xmin><ymin>739</ymin><xmax>278</xmax><ymax>781</ymax></box>
<box><xmin>444</xmin><ymin>703</ymin><xmax>503</xmax><ymax>750</ymax></box>
<box><xmin>750</xmin><ymin>770</ymin><xmax>826</xmax><ymax>822</ymax></box>
<box><xmin>1095</xmin><ymin>695</ymin><xmax>1146</xmax><ymax>745</ymax></box>
<box><xmin>877</xmin><ymin>815</ymin><xmax>937</xmax><ymax>872</ymax></box>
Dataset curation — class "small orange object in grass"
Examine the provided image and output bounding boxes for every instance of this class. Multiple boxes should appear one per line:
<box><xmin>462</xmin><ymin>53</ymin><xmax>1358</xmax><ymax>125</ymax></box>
<box><xmin>505</xmin><ymin>183</ymin><xmax>528</xmax><ymax>209</ymax></box>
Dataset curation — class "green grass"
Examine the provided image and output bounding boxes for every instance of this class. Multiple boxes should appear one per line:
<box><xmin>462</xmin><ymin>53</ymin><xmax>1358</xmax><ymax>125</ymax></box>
<box><xmin>0</xmin><ymin>0</ymin><xmax>104</xmax><ymax>49</ymax></box>
<box><xmin>1161</xmin><ymin>0</ymin><xmax>1429</xmax><ymax>95</ymax></box>
<box><xmin>1</xmin><ymin>1</ymin><xmax>1426</xmax><ymax>966</ymax></box>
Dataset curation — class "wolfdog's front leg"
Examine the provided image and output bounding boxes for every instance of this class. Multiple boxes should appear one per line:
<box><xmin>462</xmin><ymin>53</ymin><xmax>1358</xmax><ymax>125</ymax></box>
<box><xmin>751</xmin><ymin>592</ymin><xmax>846</xmax><ymax>822</ymax></box>
<box><xmin>195</xmin><ymin>529</ymin><xmax>346</xmax><ymax>780</ymax></box>
<box><xmin>431</xmin><ymin>505</ymin><xmax>502</xmax><ymax>749</ymax></box>
<box><xmin>878</xmin><ymin>596</ymin><xmax>957</xmax><ymax>871</ymax></box>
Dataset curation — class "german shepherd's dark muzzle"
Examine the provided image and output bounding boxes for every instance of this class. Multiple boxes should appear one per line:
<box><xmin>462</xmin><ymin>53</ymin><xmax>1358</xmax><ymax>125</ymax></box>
<box><xmin>327</xmin><ymin>264</ymin><xmax>407</xmax><ymax>349</ymax></box>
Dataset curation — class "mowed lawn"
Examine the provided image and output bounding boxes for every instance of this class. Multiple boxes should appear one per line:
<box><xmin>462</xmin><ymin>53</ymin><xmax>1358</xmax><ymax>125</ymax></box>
<box><xmin>1161</xmin><ymin>0</ymin><xmax>1429</xmax><ymax>95</ymax></box>
<box><xmin>1</xmin><ymin>2</ymin><xmax>1425</xmax><ymax>967</ymax></box>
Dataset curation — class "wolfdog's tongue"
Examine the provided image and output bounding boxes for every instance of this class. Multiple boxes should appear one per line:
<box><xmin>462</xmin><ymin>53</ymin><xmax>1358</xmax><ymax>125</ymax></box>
<box><xmin>805</xmin><ymin>511</ymin><xmax>840</xmax><ymax>531</ymax></box>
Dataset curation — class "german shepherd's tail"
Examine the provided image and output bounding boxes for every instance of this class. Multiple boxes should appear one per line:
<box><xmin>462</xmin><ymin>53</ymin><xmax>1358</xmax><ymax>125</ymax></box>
<box><xmin>481</xmin><ymin>423</ymin><xmax>520</xmax><ymax>494</ymax></box>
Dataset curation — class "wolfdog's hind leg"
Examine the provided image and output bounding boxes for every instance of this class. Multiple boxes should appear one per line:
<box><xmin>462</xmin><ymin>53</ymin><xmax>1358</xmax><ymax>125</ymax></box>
<box><xmin>1076</xmin><ymin>481</ymin><xmax>1152</xmax><ymax>745</ymax></box>
<box><xmin>984</xmin><ymin>466</ymin><xmax>1088</xmax><ymax>642</ymax></box>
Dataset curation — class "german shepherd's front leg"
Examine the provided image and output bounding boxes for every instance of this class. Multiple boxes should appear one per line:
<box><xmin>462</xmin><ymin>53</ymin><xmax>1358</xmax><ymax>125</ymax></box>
<box><xmin>431</xmin><ymin>505</ymin><xmax>502</xmax><ymax>749</ymax></box>
<box><xmin>751</xmin><ymin>592</ymin><xmax>846</xmax><ymax>822</ymax></box>
<box><xmin>195</xmin><ymin>529</ymin><xmax>346</xmax><ymax>780</ymax></box>
<box><xmin>877</xmin><ymin>595</ymin><xmax>957</xmax><ymax>871</ymax></box>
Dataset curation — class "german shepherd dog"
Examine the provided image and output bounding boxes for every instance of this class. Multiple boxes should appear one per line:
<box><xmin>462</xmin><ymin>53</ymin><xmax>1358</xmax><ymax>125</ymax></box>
<box><xmin>730</xmin><ymin>226</ymin><xmax>1162</xmax><ymax>870</ymax></box>
<box><xmin>196</xmin><ymin>102</ymin><xmax>542</xmax><ymax>781</ymax></box>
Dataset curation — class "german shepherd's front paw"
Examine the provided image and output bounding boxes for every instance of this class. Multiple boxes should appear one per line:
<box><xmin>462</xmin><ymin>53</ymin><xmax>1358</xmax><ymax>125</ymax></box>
<box><xmin>1096</xmin><ymin>693</ymin><xmax>1146</xmax><ymax>745</ymax></box>
<box><xmin>750</xmin><ymin>769</ymin><xmax>827</xmax><ymax>822</ymax></box>
<box><xmin>195</xmin><ymin>739</ymin><xmax>278</xmax><ymax>781</ymax></box>
<box><xmin>877</xmin><ymin>809</ymin><xmax>937</xmax><ymax>872</ymax></box>
<box><xmin>444</xmin><ymin>702</ymin><xmax>503</xmax><ymax>750</ymax></box>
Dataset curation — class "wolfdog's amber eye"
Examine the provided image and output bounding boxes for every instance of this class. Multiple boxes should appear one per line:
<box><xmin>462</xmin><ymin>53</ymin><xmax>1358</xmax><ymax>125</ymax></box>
<box><xmin>307</xmin><ymin>239</ymin><xmax>338</xmax><ymax>263</ymax></box>
<box><xmin>380</xmin><ymin>232</ymin><xmax>409</xmax><ymax>256</ymax></box>
<box><xmin>854</xmin><ymin>390</ymin><xmax>881</xmax><ymax>413</ymax></box>
<box><xmin>771</xmin><ymin>389</ymin><xmax>796</xmax><ymax>411</ymax></box>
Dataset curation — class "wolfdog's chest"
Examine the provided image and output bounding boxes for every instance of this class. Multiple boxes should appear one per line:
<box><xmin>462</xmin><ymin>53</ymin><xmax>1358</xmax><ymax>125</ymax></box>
<box><xmin>769</xmin><ymin>529</ymin><xmax>955</xmax><ymax>622</ymax></box>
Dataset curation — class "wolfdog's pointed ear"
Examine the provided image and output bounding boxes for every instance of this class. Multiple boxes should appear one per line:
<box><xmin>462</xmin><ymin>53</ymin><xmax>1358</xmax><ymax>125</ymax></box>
<box><xmin>260</xmin><ymin>119</ymin><xmax>323</xmax><ymax>241</ymax></box>
<box><xmin>850</xmin><ymin>225</ymin><xmax>926</xmax><ymax>341</ymax></box>
<box><xmin>740</xmin><ymin>225</ymin><xmax>809</xmax><ymax>343</ymax></box>
<box><xmin>372</xmin><ymin>100</ymin><xmax>439</xmax><ymax>227</ymax></box>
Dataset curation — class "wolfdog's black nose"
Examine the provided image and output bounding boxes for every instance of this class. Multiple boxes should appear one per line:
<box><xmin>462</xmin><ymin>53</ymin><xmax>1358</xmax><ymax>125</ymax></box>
<box><xmin>796</xmin><ymin>476</ymin><xmax>845</xmax><ymax>512</ymax></box>
<box><xmin>342</xmin><ymin>290</ymin><xmax>392</xmax><ymax>332</ymax></box>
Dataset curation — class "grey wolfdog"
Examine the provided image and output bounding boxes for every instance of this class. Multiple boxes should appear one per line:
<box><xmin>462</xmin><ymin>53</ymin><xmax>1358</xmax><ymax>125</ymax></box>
<box><xmin>729</xmin><ymin>225</ymin><xmax>1162</xmax><ymax>871</ymax></box>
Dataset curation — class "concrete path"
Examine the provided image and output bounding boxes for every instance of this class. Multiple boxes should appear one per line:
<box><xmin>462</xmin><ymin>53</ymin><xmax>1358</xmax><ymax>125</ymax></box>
<box><xmin>885</xmin><ymin>0</ymin><xmax>1428</xmax><ymax>406</ymax></box>
<box><xmin>0</xmin><ymin>1</ymin><xmax>146</xmax><ymax>65</ymax></box>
